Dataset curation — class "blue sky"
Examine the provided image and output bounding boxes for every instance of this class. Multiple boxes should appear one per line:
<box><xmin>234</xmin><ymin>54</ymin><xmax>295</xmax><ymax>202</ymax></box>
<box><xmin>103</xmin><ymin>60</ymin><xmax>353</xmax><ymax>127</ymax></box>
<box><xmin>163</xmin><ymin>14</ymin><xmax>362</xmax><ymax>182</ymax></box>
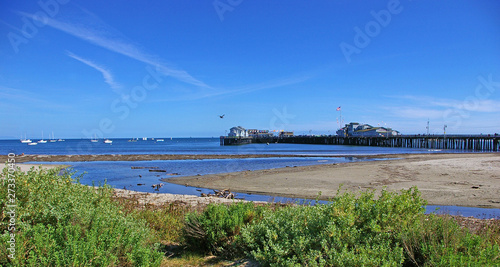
<box><xmin>1</xmin><ymin>0</ymin><xmax>499</xmax><ymax>138</ymax></box>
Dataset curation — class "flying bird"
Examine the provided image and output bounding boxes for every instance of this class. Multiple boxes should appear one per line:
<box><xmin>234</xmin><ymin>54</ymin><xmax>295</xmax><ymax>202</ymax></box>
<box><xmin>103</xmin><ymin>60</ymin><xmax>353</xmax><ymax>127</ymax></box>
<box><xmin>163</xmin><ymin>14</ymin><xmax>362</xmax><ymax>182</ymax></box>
<box><xmin>219</xmin><ymin>114</ymin><xmax>225</xmax><ymax>119</ymax></box>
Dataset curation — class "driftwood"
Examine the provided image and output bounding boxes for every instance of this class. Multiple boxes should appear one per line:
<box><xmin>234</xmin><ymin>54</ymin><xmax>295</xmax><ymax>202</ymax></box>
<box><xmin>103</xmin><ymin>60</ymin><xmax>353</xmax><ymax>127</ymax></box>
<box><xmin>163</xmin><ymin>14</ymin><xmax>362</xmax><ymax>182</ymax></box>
<box><xmin>200</xmin><ymin>189</ymin><xmax>235</xmax><ymax>199</ymax></box>
<box><xmin>131</xmin><ymin>166</ymin><xmax>159</xmax><ymax>169</ymax></box>
<box><xmin>149</xmin><ymin>169</ymin><xmax>167</xmax><ymax>172</ymax></box>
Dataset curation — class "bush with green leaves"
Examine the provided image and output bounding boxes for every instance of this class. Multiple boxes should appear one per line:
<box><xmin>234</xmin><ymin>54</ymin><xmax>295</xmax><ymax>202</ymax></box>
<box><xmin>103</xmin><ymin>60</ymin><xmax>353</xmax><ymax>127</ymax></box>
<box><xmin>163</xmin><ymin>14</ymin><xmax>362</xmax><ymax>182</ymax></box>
<box><xmin>401</xmin><ymin>214</ymin><xmax>500</xmax><ymax>266</ymax></box>
<box><xmin>0</xmin><ymin>166</ymin><xmax>162</xmax><ymax>266</ymax></box>
<box><xmin>240</xmin><ymin>187</ymin><xmax>426</xmax><ymax>266</ymax></box>
<box><xmin>184</xmin><ymin>201</ymin><xmax>266</xmax><ymax>257</ymax></box>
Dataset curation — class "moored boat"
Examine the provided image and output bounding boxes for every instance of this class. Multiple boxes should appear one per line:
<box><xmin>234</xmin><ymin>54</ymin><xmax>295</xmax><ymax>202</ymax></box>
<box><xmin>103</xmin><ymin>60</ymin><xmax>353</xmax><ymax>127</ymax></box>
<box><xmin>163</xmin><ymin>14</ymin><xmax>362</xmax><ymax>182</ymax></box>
<box><xmin>20</xmin><ymin>134</ymin><xmax>31</xmax><ymax>143</ymax></box>
<box><xmin>49</xmin><ymin>132</ymin><xmax>57</xmax><ymax>142</ymax></box>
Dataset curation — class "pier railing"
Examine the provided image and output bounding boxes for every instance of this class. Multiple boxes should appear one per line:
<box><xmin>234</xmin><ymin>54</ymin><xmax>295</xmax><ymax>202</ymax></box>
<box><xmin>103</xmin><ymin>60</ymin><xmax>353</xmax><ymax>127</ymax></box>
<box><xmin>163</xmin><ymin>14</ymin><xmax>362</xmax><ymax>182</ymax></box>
<box><xmin>221</xmin><ymin>135</ymin><xmax>499</xmax><ymax>151</ymax></box>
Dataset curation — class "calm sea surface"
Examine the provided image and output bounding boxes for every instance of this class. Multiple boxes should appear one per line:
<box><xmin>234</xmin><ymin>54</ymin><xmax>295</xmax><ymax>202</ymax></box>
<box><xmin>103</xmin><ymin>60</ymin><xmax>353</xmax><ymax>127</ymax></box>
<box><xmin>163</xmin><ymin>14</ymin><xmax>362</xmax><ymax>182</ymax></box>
<box><xmin>2</xmin><ymin>138</ymin><xmax>498</xmax><ymax>219</ymax></box>
<box><xmin>0</xmin><ymin>137</ymin><xmax>458</xmax><ymax>155</ymax></box>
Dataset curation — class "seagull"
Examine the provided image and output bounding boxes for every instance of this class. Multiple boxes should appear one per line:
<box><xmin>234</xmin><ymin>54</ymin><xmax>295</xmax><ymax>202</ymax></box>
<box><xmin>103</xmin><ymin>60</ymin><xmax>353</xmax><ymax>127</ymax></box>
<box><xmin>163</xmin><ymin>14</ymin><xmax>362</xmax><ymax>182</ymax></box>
<box><xmin>219</xmin><ymin>114</ymin><xmax>225</xmax><ymax>119</ymax></box>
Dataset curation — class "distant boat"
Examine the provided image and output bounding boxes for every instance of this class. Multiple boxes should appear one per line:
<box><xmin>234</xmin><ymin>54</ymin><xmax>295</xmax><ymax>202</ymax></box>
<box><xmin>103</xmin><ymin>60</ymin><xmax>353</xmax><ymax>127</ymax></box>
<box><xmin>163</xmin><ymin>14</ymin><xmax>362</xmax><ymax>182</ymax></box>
<box><xmin>57</xmin><ymin>139</ymin><xmax>65</xmax><ymax>142</ymax></box>
<box><xmin>20</xmin><ymin>134</ymin><xmax>31</xmax><ymax>143</ymax></box>
<box><xmin>38</xmin><ymin>131</ymin><xmax>47</xmax><ymax>143</ymax></box>
<box><xmin>156</xmin><ymin>139</ymin><xmax>164</xmax><ymax>142</ymax></box>
<box><xmin>142</xmin><ymin>137</ymin><xmax>147</xmax><ymax>141</ymax></box>
<box><xmin>28</xmin><ymin>142</ymin><xmax>38</xmax><ymax>146</ymax></box>
<box><xmin>91</xmin><ymin>134</ymin><xmax>98</xmax><ymax>143</ymax></box>
<box><xmin>104</xmin><ymin>139</ymin><xmax>113</xmax><ymax>144</ymax></box>
<box><xmin>49</xmin><ymin>132</ymin><xmax>57</xmax><ymax>142</ymax></box>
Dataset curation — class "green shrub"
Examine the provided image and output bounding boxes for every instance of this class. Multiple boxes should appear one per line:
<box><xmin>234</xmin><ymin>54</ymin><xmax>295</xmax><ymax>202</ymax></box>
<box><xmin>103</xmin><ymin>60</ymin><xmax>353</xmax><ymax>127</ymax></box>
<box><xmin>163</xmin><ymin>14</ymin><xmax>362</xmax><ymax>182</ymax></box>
<box><xmin>240</xmin><ymin>187</ymin><xmax>426</xmax><ymax>266</ymax></box>
<box><xmin>0</xmin><ymin>166</ymin><xmax>163</xmax><ymax>266</ymax></box>
<box><xmin>129</xmin><ymin>202</ymin><xmax>191</xmax><ymax>244</ymax></box>
<box><xmin>184</xmin><ymin>201</ymin><xmax>266</xmax><ymax>257</ymax></box>
<box><xmin>401</xmin><ymin>214</ymin><xmax>500</xmax><ymax>266</ymax></box>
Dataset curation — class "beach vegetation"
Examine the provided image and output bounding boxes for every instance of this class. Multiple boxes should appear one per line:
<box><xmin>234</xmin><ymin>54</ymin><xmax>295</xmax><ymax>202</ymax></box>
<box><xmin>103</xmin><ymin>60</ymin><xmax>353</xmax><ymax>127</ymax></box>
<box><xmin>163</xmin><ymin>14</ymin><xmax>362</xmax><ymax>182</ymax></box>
<box><xmin>184</xmin><ymin>201</ymin><xmax>267</xmax><ymax>257</ymax></box>
<box><xmin>179</xmin><ymin>187</ymin><xmax>500</xmax><ymax>266</ymax></box>
<box><xmin>1</xmin><ymin>165</ymin><xmax>499</xmax><ymax>266</ymax></box>
<box><xmin>0</xmin><ymin>166</ymin><xmax>162</xmax><ymax>266</ymax></box>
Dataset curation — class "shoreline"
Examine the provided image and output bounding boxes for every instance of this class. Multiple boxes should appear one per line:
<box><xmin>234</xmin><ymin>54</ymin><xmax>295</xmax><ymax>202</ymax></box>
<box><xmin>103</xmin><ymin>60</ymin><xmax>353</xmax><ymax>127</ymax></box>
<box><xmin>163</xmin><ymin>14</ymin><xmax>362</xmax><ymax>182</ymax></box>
<box><xmin>166</xmin><ymin>153</ymin><xmax>500</xmax><ymax>209</ymax></box>
<box><xmin>5</xmin><ymin>152</ymin><xmax>499</xmax><ymax>209</ymax></box>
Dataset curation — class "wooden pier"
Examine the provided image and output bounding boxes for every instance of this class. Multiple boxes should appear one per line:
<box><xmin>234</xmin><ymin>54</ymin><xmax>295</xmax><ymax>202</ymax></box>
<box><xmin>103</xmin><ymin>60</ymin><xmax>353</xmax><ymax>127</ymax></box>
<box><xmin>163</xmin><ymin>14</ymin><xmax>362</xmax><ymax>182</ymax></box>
<box><xmin>221</xmin><ymin>135</ymin><xmax>499</xmax><ymax>151</ymax></box>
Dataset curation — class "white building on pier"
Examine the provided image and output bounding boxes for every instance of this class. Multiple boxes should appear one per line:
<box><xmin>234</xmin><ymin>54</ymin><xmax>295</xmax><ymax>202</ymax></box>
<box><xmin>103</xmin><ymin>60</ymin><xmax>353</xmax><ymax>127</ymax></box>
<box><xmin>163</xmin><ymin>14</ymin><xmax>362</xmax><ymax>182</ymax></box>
<box><xmin>336</xmin><ymin>122</ymin><xmax>400</xmax><ymax>137</ymax></box>
<box><xmin>228</xmin><ymin>126</ymin><xmax>248</xmax><ymax>137</ymax></box>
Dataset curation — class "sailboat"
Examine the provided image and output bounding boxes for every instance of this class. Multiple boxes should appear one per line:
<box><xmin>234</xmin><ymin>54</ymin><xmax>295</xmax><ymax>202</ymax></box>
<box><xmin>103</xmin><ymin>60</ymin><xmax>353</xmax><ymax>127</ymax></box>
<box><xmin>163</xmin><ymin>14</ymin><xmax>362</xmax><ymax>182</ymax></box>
<box><xmin>20</xmin><ymin>134</ymin><xmax>32</xmax><ymax>143</ymax></box>
<box><xmin>49</xmin><ymin>132</ymin><xmax>57</xmax><ymax>142</ymax></box>
<box><xmin>38</xmin><ymin>131</ymin><xmax>47</xmax><ymax>144</ymax></box>
<box><xmin>91</xmin><ymin>134</ymin><xmax>98</xmax><ymax>143</ymax></box>
<box><xmin>104</xmin><ymin>139</ymin><xmax>113</xmax><ymax>144</ymax></box>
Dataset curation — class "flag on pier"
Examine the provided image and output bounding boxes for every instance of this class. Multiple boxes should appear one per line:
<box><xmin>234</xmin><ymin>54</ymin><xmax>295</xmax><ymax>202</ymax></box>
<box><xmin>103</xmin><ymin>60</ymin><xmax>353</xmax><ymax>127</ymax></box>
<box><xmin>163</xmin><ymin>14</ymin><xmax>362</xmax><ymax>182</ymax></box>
<box><xmin>336</xmin><ymin>106</ymin><xmax>341</xmax><ymax>111</ymax></box>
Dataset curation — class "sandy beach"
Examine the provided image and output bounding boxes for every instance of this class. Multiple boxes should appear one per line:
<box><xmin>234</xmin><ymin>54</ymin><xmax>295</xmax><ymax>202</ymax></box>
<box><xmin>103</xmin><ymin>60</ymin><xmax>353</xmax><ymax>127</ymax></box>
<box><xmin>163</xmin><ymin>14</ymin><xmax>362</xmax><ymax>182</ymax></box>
<box><xmin>6</xmin><ymin>153</ymin><xmax>500</xmax><ymax>208</ymax></box>
<box><xmin>166</xmin><ymin>153</ymin><xmax>500</xmax><ymax>208</ymax></box>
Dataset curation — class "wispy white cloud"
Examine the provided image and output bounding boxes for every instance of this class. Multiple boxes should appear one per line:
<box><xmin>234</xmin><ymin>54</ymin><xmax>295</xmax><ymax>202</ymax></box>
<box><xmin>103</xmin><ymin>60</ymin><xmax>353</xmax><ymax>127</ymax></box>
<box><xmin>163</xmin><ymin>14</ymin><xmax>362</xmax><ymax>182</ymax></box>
<box><xmin>151</xmin><ymin>74</ymin><xmax>312</xmax><ymax>102</ymax></box>
<box><xmin>19</xmin><ymin>8</ymin><xmax>209</xmax><ymax>89</ymax></box>
<box><xmin>66</xmin><ymin>51</ymin><xmax>122</xmax><ymax>92</ymax></box>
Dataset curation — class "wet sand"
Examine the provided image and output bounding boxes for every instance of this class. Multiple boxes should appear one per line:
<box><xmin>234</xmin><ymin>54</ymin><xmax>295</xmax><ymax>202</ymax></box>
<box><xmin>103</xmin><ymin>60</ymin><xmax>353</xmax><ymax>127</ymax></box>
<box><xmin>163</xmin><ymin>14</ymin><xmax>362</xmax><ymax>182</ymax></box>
<box><xmin>166</xmin><ymin>153</ymin><xmax>500</xmax><ymax>208</ymax></box>
<box><xmin>14</xmin><ymin>163</ymin><xmax>68</xmax><ymax>173</ymax></box>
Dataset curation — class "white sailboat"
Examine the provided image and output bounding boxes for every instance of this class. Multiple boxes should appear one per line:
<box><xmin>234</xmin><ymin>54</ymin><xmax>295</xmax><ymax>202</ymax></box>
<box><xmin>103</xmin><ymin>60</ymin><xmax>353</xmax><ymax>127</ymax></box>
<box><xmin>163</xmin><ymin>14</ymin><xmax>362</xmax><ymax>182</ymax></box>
<box><xmin>104</xmin><ymin>139</ymin><xmax>113</xmax><ymax>144</ymax></box>
<box><xmin>20</xmin><ymin>134</ymin><xmax>32</xmax><ymax>143</ymax></box>
<box><xmin>91</xmin><ymin>134</ymin><xmax>98</xmax><ymax>143</ymax></box>
<box><xmin>38</xmin><ymin>131</ymin><xmax>47</xmax><ymax>144</ymax></box>
<box><xmin>49</xmin><ymin>132</ymin><xmax>57</xmax><ymax>142</ymax></box>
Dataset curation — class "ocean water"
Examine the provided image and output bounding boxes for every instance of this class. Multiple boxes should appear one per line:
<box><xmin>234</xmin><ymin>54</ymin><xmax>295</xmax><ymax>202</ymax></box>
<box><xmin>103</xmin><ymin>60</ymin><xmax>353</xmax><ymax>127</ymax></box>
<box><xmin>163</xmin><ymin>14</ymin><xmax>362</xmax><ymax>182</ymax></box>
<box><xmin>1</xmin><ymin>137</ymin><xmax>451</xmax><ymax>156</ymax></box>
<box><xmin>3</xmin><ymin>138</ymin><xmax>499</xmax><ymax>219</ymax></box>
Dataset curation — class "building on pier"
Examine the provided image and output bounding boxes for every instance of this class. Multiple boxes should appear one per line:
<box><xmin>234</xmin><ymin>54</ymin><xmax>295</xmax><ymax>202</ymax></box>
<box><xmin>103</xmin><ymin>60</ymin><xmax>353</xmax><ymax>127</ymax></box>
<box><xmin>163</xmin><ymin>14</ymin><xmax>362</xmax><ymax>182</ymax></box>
<box><xmin>248</xmin><ymin>129</ymin><xmax>274</xmax><ymax>138</ymax></box>
<box><xmin>228</xmin><ymin>126</ymin><xmax>248</xmax><ymax>137</ymax></box>
<box><xmin>279</xmin><ymin>131</ymin><xmax>294</xmax><ymax>138</ymax></box>
<box><xmin>336</xmin><ymin>122</ymin><xmax>400</xmax><ymax>137</ymax></box>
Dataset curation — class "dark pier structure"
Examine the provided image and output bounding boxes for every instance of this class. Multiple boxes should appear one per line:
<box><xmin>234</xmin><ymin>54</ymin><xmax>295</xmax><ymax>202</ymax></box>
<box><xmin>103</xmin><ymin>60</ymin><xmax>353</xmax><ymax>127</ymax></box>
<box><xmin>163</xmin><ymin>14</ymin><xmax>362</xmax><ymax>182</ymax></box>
<box><xmin>220</xmin><ymin>135</ymin><xmax>499</xmax><ymax>151</ymax></box>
